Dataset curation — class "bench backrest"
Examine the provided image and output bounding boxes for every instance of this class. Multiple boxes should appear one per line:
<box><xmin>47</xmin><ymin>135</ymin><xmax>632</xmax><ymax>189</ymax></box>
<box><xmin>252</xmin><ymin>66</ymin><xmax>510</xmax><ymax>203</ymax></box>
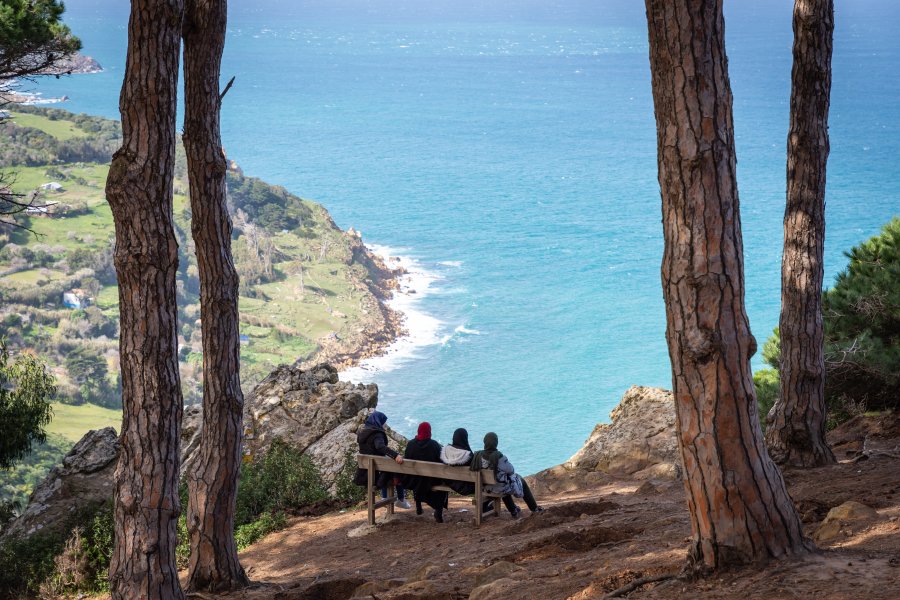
<box><xmin>356</xmin><ymin>454</ymin><xmax>497</xmax><ymax>485</ymax></box>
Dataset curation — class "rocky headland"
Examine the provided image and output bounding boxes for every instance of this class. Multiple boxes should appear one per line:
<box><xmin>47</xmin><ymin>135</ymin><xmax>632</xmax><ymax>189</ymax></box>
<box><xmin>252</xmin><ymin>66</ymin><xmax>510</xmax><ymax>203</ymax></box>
<box><xmin>41</xmin><ymin>53</ymin><xmax>103</xmax><ymax>75</ymax></box>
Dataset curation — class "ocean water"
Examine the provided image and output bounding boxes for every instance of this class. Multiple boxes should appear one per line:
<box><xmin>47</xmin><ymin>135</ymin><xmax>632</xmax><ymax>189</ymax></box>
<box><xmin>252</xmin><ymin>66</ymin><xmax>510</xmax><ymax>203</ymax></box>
<box><xmin>30</xmin><ymin>0</ymin><xmax>900</xmax><ymax>474</ymax></box>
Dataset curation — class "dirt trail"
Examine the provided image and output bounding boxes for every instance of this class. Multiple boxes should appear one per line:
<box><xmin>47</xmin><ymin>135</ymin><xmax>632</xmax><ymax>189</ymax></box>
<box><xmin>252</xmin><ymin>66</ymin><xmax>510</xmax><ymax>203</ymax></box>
<box><xmin>219</xmin><ymin>415</ymin><xmax>900</xmax><ymax>600</ymax></box>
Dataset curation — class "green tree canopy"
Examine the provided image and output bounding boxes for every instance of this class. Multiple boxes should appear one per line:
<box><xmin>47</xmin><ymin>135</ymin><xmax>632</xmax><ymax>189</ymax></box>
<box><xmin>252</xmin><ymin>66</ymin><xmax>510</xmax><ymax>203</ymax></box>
<box><xmin>0</xmin><ymin>341</ymin><xmax>57</xmax><ymax>470</ymax></box>
<box><xmin>822</xmin><ymin>216</ymin><xmax>900</xmax><ymax>408</ymax></box>
<box><xmin>759</xmin><ymin>217</ymin><xmax>900</xmax><ymax>418</ymax></box>
<box><xmin>0</xmin><ymin>0</ymin><xmax>81</xmax><ymax>82</ymax></box>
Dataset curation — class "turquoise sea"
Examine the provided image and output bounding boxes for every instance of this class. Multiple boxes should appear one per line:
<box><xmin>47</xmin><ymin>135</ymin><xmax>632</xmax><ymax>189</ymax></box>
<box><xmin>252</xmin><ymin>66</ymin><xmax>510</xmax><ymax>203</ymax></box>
<box><xmin>30</xmin><ymin>0</ymin><xmax>899</xmax><ymax>473</ymax></box>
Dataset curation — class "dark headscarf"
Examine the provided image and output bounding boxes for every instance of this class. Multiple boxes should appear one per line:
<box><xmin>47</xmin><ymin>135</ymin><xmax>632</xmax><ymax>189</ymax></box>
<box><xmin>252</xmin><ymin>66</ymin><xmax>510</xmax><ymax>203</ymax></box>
<box><xmin>364</xmin><ymin>410</ymin><xmax>387</xmax><ymax>429</ymax></box>
<box><xmin>451</xmin><ymin>428</ymin><xmax>471</xmax><ymax>452</ymax></box>
<box><xmin>470</xmin><ymin>431</ymin><xmax>504</xmax><ymax>472</ymax></box>
<box><xmin>416</xmin><ymin>422</ymin><xmax>432</xmax><ymax>441</ymax></box>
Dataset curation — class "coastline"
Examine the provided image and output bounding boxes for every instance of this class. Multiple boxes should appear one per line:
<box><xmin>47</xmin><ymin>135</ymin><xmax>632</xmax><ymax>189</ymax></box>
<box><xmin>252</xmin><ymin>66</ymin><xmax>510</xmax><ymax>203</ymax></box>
<box><xmin>2</xmin><ymin>55</ymin><xmax>103</xmax><ymax>105</ymax></box>
<box><xmin>297</xmin><ymin>238</ymin><xmax>410</xmax><ymax>373</ymax></box>
<box><xmin>332</xmin><ymin>245</ymin><xmax>445</xmax><ymax>383</ymax></box>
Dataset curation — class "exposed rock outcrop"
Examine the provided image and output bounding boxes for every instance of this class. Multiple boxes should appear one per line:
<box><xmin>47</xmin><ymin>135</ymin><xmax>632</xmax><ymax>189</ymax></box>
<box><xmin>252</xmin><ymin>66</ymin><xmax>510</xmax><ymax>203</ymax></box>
<box><xmin>181</xmin><ymin>363</ymin><xmax>404</xmax><ymax>491</ymax></box>
<box><xmin>6</xmin><ymin>363</ymin><xmax>402</xmax><ymax>541</ymax></box>
<box><xmin>529</xmin><ymin>386</ymin><xmax>680</xmax><ymax>495</ymax></box>
<box><xmin>1</xmin><ymin>427</ymin><xmax>118</xmax><ymax>541</ymax></box>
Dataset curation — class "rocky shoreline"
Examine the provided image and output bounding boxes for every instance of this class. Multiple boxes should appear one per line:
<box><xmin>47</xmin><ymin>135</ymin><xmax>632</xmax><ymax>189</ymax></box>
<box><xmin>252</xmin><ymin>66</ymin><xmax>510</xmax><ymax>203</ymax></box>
<box><xmin>301</xmin><ymin>230</ymin><xmax>409</xmax><ymax>372</ymax></box>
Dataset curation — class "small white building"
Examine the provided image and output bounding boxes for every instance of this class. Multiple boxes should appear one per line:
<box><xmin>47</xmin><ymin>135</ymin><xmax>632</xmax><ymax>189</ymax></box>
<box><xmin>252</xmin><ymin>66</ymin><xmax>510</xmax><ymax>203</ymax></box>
<box><xmin>39</xmin><ymin>182</ymin><xmax>64</xmax><ymax>193</ymax></box>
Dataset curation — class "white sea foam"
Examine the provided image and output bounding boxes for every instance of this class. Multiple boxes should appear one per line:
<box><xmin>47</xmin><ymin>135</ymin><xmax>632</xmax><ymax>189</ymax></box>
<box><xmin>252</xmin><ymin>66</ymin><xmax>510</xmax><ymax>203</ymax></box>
<box><xmin>438</xmin><ymin>260</ymin><xmax>463</xmax><ymax>267</ymax></box>
<box><xmin>454</xmin><ymin>325</ymin><xmax>481</xmax><ymax>336</ymax></box>
<box><xmin>340</xmin><ymin>244</ymin><xmax>447</xmax><ymax>383</ymax></box>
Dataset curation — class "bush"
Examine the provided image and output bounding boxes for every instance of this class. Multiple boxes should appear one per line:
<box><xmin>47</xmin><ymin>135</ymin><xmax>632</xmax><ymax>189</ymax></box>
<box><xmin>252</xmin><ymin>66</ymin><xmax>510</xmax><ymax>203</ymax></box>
<box><xmin>235</xmin><ymin>438</ymin><xmax>329</xmax><ymax>527</ymax></box>
<box><xmin>759</xmin><ymin>218</ymin><xmax>900</xmax><ymax>428</ymax></box>
<box><xmin>334</xmin><ymin>448</ymin><xmax>365</xmax><ymax>505</ymax></box>
<box><xmin>234</xmin><ymin>511</ymin><xmax>287</xmax><ymax>550</ymax></box>
<box><xmin>753</xmin><ymin>368</ymin><xmax>779</xmax><ymax>430</ymax></box>
<box><xmin>822</xmin><ymin>217</ymin><xmax>900</xmax><ymax>410</ymax></box>
<box><xmin>0</xmin><ymin>531</ymin><xmax>64</xmax><ymax>599</ymax></box>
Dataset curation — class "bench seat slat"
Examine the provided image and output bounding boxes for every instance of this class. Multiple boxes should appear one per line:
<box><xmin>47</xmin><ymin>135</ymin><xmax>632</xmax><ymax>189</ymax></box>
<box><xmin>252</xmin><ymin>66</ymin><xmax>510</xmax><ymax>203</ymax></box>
<box><xmin>356</xmin><ymin>454</ymin><xmax>497</xmax><ymax>485</ymax></box>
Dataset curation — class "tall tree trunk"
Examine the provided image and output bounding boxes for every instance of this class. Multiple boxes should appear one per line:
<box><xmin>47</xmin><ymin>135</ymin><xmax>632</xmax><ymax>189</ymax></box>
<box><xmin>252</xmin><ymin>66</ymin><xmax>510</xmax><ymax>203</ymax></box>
<box><xmin>765</xmin><ymin>0</ymin><xmax>836</xmax><ymax>468</ymax></box>
<box><xmin>105</xmin><ymin>1</ymin><xmax>185</xmax><ymax>598</ymax></box>
<box><xmin>182</xmin><ymin>0</ymin><xmax>248</xmax><ymax>591</ymax></box>
<box><xmin>644</xmin><ymin>0</ymin><xmax>813</xmax><ymax>570</ymax></box>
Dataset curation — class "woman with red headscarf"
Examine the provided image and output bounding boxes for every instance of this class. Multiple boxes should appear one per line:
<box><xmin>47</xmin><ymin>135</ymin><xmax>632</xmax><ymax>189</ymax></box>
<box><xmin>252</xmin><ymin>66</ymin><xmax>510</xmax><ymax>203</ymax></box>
<box><xmin>403</xmin><ymin>422</ymin><xmax>450</xmax><ymax>522</ymax></box>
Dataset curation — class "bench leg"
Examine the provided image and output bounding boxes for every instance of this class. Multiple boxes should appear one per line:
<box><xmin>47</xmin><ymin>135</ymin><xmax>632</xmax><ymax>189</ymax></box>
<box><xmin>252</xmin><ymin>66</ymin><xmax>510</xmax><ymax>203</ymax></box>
<box><xmin>475</xmin><ymin>471</ymin><xmax>483</xmax><ymax>527</ymax></box>
<box><xmin>367</xmin><ymin>457</ymin><xmax>375</xmax><ymax>525</ymax></box>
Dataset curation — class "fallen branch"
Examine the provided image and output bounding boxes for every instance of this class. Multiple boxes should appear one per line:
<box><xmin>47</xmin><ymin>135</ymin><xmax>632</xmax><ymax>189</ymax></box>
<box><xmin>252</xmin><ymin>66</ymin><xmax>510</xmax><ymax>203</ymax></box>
<box><xmin>603</xmin><ymin>573</ymin><xmax>677</xmax><ymax>599</ymax></box>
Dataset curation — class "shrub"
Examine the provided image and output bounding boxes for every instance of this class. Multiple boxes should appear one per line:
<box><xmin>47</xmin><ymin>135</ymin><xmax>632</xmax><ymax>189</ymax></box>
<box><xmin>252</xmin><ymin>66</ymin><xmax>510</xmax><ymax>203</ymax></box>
<box><xmin>753</xmin><ymin>368</ymin><xmax>779</xmax><ymax>430</ymax></box>
<box><xmin>822</xmin><ymin>217</ymin><xmax>900</xmax><ymax>411</ymax></box>
<box><xmin>235</xmin><ymin>438</ymin><xmax>329</xmax><ymax>527</ymax></box>
<box><xmin>234</xmin><ymin>511</ymin><xmax>287</xmax><ymax>550</ymax></box>
<box><xmin>334</xmin><ymin>448</ymin><xmax>365</xmax><ymax>505</ymax></box>
<box><xmin>0</xmin><ymin>531</ymin><xmax>64</xmax><ymax>599</ymax></box>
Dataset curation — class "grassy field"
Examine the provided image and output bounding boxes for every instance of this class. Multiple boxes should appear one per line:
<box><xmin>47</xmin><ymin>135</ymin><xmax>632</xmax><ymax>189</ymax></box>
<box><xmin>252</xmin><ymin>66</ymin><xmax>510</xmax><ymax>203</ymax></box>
<box><xmin>47</xmin><ymin>403</ymin><xmax>122</xmax><ymax>442</ymax></box>
<box><xmin>9</xmin><ymin>111</ymin><xmax>89</xmax><ymax>141</ymax></box>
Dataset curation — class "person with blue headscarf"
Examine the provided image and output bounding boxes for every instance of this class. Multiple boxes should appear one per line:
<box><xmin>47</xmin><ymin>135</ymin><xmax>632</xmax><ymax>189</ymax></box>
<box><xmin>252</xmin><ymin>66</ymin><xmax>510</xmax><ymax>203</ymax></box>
<box><xmin>353</xmin><ymin>410</ymin><xmax>411</xmax><ymax>508</ymax></box>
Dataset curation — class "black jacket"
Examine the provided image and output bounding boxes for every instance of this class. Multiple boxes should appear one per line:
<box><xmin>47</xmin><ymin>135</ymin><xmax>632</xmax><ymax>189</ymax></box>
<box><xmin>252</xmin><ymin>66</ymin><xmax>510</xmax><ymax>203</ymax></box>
<box><xmin>402</xmin><ymin>438</ymin><xmax>443</xmax><ymax>498</ymax></box>
<box><xmin>353</xmin><ymin>425</ymin><xmax>398</xmax><ymax>487</ymax></box>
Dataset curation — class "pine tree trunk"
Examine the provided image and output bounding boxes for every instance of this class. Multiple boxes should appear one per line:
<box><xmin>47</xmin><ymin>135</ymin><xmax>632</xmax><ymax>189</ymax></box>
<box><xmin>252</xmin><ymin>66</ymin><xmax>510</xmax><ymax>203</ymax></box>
<box><xmin>644</xmin><ymin>0</ymin><xmax>813</xmax><ymax>570</ymax></box>
<box><xmin>765</xmin><ymin>0</ymin><xmax>836</xmax><ymax>468</ymax></box>
<box><xmin>182</xmin><ymin>0</ymin><xmax>249</xmax><ymax>591</ymax></box>
<box><xmin>105</xmin><ymin>1</ymin><xmax>185</xmax><ymax>598</ymax></box>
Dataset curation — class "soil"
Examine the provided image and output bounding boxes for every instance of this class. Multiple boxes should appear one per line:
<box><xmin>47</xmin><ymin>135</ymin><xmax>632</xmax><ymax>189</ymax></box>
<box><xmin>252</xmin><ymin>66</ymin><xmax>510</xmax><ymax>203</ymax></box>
<box><xmin>205</xmin><ymin>414</ymin><xmax>900</xmax><ymax>600</ymax></box>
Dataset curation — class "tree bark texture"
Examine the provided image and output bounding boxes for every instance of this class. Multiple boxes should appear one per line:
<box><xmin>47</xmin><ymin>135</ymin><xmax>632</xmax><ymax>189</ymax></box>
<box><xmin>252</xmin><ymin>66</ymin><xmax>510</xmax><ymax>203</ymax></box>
<box><xmin>105</xmin><ymin>1</ymin><xmax>185</xmax><ymax>598</ymax></box>
<box><xmin>766</xmin><ymin>0</ymin><xmax>836</xmax><ymax>468</ymax></box>
<box><xmin>182</xmin><ymin>0</ymin><xmax>249</xmax><ymax>591</ymax></box>
<box><xmin>644</xmin><ymin>0</ymin><xmax>813</xmax><ymax>570</ymax></box>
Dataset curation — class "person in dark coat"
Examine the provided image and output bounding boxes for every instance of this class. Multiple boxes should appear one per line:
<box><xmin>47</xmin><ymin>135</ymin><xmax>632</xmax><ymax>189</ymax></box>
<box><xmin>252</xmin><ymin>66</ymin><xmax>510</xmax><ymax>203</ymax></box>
<box><xmin>471</xmin><ymin>431</ymin><xmax>543</xmax><ymax>518</ymax></box>
<box><xmin>403</xmin><ymin>422</ymin><xmax>449</xmax><ymax>522</ymax></box>
<box><xmin>353</xmin><ymin>411</ymin><xmax>410</xmax><ymax>508</ymax></box>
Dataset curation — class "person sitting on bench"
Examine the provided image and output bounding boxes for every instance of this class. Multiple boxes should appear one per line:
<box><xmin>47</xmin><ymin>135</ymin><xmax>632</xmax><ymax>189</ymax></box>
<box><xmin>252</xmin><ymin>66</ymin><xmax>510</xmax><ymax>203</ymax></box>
<box><xmin>402</xmin><ymin>422</ymin><xmax>449</xmax><ymax>522</ymax></box>
<box><xmin>353</xmin><ymin>410</ymin><xmax>410</xmax><ymax>509</ymax></box>
<box><xmin>470</xmin><ymin>432</ymin><xmax>544</xmax><ymax>518</ymax></box>
<box><xmin>441</xmin><ymin>427</ymin><xmax>496</xmax><ymax>514</ymax></box>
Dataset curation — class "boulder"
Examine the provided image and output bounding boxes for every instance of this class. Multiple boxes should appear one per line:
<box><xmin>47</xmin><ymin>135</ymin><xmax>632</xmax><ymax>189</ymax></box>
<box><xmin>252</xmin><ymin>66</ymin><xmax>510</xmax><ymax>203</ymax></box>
<box><xmin>565</xmin><ymin>386</ymin><xmax>680</xmax><ymax>479</ymax></box>
<box><xmin>1</xmin><ymin>427</ymin><xmax>118</xmax><ymax>541</ymax></box>
<box><xmin>814</xmin><ymin>501</ymin><xmax>879</xmax><ymax>542</ymax></box>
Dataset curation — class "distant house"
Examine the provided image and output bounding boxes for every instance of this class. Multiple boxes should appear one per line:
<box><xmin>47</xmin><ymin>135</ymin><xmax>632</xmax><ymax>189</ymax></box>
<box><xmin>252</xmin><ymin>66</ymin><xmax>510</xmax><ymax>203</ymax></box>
<box><xmin>62</xmin><ymin>288</ymin><xmax>90</xmax><ymax>309</ymax></box>
<box><xmin>39</xmin><ymin>182</ymin><xmax>64</xmax><ymax>193</ymax></box>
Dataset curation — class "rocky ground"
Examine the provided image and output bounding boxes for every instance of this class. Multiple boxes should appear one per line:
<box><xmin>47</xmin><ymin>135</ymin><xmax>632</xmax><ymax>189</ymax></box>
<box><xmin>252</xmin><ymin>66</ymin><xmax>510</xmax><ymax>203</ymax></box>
<box><xmin>7</xmin><ymin>377</ymin><xmax>897</xmax><ymax>599</ymax></box>
<box><xmin>213</xmin><ymin>411</ymin><xmax>900</xmax><ymax>600</ymax></box>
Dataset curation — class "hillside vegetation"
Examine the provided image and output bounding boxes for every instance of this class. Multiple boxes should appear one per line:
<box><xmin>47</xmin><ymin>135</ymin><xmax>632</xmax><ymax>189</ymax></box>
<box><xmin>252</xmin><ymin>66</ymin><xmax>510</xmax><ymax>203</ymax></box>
<box><xmin>0</xmin><ymin>106</ymin><xmax>399</xmax><ymax>501</ymax></box>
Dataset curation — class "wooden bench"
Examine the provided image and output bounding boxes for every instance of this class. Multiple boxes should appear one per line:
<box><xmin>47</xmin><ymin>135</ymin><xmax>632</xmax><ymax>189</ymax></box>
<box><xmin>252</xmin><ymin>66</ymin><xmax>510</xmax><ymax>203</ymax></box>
<box><xmin>356</xmin><ymin>454</ymin><xmax>503</xmax><ymax>526</ymax></box>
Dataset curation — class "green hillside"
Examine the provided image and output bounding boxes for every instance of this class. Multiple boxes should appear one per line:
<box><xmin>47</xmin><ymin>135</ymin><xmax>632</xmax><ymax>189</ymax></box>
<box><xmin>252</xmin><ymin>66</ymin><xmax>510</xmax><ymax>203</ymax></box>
<box><xmin>0</xmin><ymin>106</ymin><xmax>395</xmax><ymax>421</ymax></box>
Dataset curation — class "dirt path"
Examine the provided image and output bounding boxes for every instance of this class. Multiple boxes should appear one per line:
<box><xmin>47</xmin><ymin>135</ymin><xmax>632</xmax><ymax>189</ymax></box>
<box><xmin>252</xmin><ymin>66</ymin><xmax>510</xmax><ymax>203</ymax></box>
<box><xmin>217</xmin><ymin>416</ymin><xmax>900</xmax><ymax>600</ymax></box>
